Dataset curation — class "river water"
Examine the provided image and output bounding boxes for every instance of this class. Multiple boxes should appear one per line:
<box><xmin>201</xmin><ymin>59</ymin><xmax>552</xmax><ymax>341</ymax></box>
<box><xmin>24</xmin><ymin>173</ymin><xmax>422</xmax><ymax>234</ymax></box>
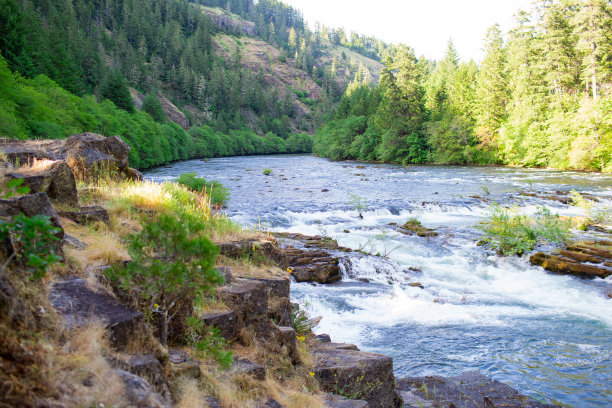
<box><xmin>146</xmin><ymin>154</ymin><xmax>612</xmax><ymax>407</ymax></box>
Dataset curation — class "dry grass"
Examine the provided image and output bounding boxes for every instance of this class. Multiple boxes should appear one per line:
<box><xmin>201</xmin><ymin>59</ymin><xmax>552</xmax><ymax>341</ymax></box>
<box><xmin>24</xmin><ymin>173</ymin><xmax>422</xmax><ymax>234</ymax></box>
<box><xmin>176</xmin><ymin>378</ymin><xmax>210</xmax><ymax>408</ymax></box>
<box><xmin>49</xmin><ymin>322</ymin><xmax>128</xmax><ymax>407</ymax></box>
<box><xmin>218</xmin><ymin>256</ymin><xmax>289</xmax><ymax>280</ymax></box>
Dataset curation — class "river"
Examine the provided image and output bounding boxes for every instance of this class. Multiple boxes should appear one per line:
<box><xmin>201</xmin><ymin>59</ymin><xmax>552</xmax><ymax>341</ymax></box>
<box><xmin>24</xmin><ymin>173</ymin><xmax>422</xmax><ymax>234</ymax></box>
<box><xmin>145</xmin><ymin>154</ymin><xmax>612</xmax><ymax>407</ymax></box>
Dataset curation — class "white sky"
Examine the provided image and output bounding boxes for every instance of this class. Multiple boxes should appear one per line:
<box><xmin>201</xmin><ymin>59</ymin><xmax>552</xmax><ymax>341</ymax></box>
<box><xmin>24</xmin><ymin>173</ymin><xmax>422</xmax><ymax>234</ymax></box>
<box><xmin>282</xmin><ymin>0</ymin><xmax>535</xmax><ymax>62</ymax></box>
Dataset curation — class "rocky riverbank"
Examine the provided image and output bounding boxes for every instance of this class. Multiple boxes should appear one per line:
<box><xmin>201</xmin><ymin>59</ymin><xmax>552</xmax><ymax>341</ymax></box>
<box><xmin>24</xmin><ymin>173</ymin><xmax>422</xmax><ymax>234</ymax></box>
<box><xmin>0</xmin><ymin>134</ymin><xmax>574</xmax><ymax>407</ymax></box>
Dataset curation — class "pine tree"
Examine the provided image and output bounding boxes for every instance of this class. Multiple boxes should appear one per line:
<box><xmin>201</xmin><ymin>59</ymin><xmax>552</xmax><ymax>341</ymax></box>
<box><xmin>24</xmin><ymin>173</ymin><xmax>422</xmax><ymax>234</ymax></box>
<box><xmin>474</xmin><ymin>24</ymin><xmax>507</xmax><ymax>157</ymax></box>
<box><xmin>101</xmin><ymin>69</ymin><xmax>135</xmax><ymax>113</ymax></box>
<box><xmin>573</xmin><ymin>0</ymin><xmax>612</xmax><ymax>99</ymax></box>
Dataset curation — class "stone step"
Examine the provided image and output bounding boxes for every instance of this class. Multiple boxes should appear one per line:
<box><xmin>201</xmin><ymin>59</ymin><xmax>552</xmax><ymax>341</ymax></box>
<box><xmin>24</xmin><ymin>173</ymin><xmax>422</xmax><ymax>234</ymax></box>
<box><xmin>59</xmin><ymin>205</ymin><xmax>110</xmax><ymax>225</ymax></box>
<box><xmin>201</xmin><ymin>310</ymin><xmax>238</xmax><ymax>341</ymax></box>
<box><xmin>49</xmin><ymin>276</ymin><xmax>143</xmax><ymax>351</ymax></box>
<box><xmin>313</xmin><ymin>343</ymin><xmax>401</xmax><ymax>408</ymax></box>
<box><xmin>112</xmin><ymin>354</ymin><xmax>171</xmax><ymax>403</ymax></box>
<box><xmin>397</xmin><ymin>371</ymin><xmax>561</xmax><ymax>408</ymax></box>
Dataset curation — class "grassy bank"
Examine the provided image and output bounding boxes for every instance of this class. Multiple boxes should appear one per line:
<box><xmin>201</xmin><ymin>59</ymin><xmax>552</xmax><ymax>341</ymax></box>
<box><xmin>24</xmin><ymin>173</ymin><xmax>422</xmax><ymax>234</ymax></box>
<box><xmin>0</xmin><ymin>173</ymin><xmax>326</xmax><ymax>408</ymax></box>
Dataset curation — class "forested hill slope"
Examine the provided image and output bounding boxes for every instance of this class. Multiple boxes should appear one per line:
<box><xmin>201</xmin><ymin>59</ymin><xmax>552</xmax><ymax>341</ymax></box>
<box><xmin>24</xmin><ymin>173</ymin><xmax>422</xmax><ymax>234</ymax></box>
<box><xmin>314</xmin><ymin>1</ymin><xmax>612</xmax><ymax>172</ymax></box>
<box><xmin>0</xmin><ymin>0</ymin><xmax>387</xmax><ymax>141</ymax></box>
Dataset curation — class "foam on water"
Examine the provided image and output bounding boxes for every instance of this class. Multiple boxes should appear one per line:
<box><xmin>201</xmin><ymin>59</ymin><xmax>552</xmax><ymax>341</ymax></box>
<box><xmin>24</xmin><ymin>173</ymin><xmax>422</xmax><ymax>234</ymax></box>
<box><xmin>145</xmin><ymin>155</ymin><xmax>612</xmax><ymax>407</ymax></box>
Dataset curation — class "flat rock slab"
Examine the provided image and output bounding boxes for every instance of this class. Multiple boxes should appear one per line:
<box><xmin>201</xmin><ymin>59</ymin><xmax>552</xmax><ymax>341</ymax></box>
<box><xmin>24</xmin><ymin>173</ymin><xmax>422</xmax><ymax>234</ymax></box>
<box><xmin>59</xmin><ymin>205</ymin><xmax>110</xmax><ymax>225</ymax></box>
<box><xmin>313</xmin><ymin>343</ymin><xmax>400</xmax><ymax>408</ymax></box>
<box><xmin>49</xmin><ymin>276</ymin><xmax>143</xmax><ymax>350</ymax></box>
<box><xmin>274</xmin><ymin>233</ymin><xmax>344</xmax><ymax>284</ymax></box>
<box><xmin>530</xmin><ymin>240</ymin><xmax>612</xmax><ymax>279</ymax></box>
<box><xmin>397</xmin><ymin>371</ymin><xmax>561</xmax><ymax>408</ymax></box>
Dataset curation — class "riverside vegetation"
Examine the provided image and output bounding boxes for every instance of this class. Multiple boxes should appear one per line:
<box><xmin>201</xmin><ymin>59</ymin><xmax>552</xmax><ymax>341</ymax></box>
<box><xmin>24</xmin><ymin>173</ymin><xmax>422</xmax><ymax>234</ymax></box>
<box><xmin>2</xmin><ymin>0</ymin><xmax>610</xmax><ymax>172</ymax></box>
<box><xmin>0</xmin><ymin>138</ymin><xmax>339</xmax><ymax>407</ymax></box>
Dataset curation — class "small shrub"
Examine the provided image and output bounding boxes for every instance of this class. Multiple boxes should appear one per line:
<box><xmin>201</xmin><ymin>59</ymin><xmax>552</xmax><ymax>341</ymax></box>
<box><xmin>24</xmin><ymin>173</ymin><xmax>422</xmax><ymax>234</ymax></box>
<box><xmin>0</xmin><ymin>178</ymin><xmax>29</xmax><ymax>198</ymax></box>
<box><xmin>348</xmin><ymin>193</ymin><xmax>368</xmax><ymax>218</ymax></box>
<box><xmin>570</xmin><ymin>190</ymin><xmax>610</xmax><ymax>225</ymax></box>
<box><xmin>106</xmin><ymin>214</ymin><xmax>222</xmax><ymax>346</ymax></box>
<box><xmin>185</xmin><ymin>316</ymin><xmax>233</xmax><ymax>369</ymax></box>
<box><xmin>263</xmin><ymin>169</ymin><xmax>272</xmax><ymax>176</ymax></box>
<box><xmin>291</xmin><ymin>304</ymin><xmax>317</xmax><ymax>336</ymax></box>
<box><xmin>478</xmin><ymin>204</ymin><xmax>571</xmax><ymax>256</ymax></box>
<box><xmin>0</xmin><ymin>214</ymin><xmax>62</xmax><ymax>279</ymax></box>
<box><xmin>175</xmin><ymin>172</ymin><xmax>229</xmax><ymax>207</ymax></box>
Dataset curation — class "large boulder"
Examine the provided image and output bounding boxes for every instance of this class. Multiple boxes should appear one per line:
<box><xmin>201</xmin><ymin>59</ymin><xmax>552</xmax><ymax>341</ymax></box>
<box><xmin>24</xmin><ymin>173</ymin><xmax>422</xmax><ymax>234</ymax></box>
<box><xmin>0</xmin><ymin>134</ymin><xmax>141</xmax><ymax>180</ymax></box>
<box><xmin>251</xmin><ymin>276</ymin><xmax>292</xmax><ymax>326</ymax></box>
<box><xmin>397</xmin><ymin>371</ymin><xmax>560</xmax><ymax>408</ymax></box>
<box><xmin>313</xmin><ymin>343</ymin><xmax>401</xmax><ymax>408</ymax></box>
<box><xmin>49</xmin><ymin>277</ymin><xmax>144</xmax><ymax>351</ymax></box>
<box><xmin>61</xmin><ymin>133</ymin><xmax>130</xmax><ymax>178</ymax></box>
<box><xmin>3</xmin><ymin>160</ymin><xmax>78</xmax><ymax>205</ymax></box>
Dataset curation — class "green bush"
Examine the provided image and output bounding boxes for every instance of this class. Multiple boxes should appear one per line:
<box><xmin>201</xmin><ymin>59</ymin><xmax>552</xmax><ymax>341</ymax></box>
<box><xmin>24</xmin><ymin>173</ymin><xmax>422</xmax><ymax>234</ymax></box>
<box><xmin>175</xmin><ymin>172</ymin><xmax>229</xmax><ymax>207</ymax></box>
<box><xmin>106</xmin><ymin>214</ymin><xmax>222</xmax><ymax>346</ymax></box>
<box><xmin>0</xmin><ymin>214</ymin><xmax>62</xmax><ymax>279</ymax></box>
<box><xmin>185</xmin><ymin>316</ymin><xmax>234</xmax><ymax>369</ymax></box>
<box><xmin>479</xmin><ymin>204</ymin><xmax>571</xmax><ymax>256</ymax></box>
<box><xmin>263</xmin><ymin>168</ymin><xmax>272</xmax><ymax>175</ymax></box>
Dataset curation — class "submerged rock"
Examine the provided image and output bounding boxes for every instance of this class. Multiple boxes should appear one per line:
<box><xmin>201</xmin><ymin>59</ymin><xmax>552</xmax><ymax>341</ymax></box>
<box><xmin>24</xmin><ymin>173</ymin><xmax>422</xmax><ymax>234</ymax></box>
<box><xmin>399</xmin><ymin>219</ymin><xmax>438</xmax><ymax>237</ymax></box>
<box><xmin>397</xmin><ymin>371</ymin><xmax>560</xmax><ymax>408</ymax></box>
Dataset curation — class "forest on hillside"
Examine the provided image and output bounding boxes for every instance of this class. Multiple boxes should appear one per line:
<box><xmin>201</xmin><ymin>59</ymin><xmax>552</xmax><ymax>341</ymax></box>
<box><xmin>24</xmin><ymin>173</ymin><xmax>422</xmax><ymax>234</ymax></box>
<box><xmin>315</xmin><ymin>0</ymin><xmax>612</xmax><ymax>171</ymax></box>
<box><xmin>0</xmin><ymin>0</ymin><xmax>610</xmax><ymax>171</ymax></box>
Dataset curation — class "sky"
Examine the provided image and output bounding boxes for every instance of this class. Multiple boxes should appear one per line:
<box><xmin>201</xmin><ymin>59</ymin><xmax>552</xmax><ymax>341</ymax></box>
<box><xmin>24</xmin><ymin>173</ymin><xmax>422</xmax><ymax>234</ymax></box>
<box><xmin>282</xmin><ymin>0</ymin><xmax>535</xmax><ymax>62</ymax></box>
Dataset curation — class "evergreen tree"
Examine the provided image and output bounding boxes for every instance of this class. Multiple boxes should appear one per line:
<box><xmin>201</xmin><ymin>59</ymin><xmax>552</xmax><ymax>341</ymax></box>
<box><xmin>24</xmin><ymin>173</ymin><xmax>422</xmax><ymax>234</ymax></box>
<box><xmin>101</xmin><ymin>69</ymin><xmax>135</xmax><ymax>113</ymax></box>
<box><xmin>142</xmin><ymin>93</ymin><xmax>166</xmax><ymax>122</ymax></box>
<box><xmin>474</xmin><ymin>24</ymin><xmax>506</xmax><ymax>157</ymax></box>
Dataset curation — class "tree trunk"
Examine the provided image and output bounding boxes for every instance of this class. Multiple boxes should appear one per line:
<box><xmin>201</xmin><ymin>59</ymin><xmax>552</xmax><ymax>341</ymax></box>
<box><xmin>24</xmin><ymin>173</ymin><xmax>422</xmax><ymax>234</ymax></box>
<box><xmin>161</xmin><ymin>310</ymin><xmax>168</xmax><ymax>347</ymax></box>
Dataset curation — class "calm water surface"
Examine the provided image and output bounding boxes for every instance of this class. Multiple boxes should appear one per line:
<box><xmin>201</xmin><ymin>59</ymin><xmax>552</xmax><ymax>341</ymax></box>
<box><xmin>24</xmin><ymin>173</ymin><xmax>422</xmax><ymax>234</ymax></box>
<box><xmin>146</xmin><ymin>155</ymin><xmax>612</xmax><ymax>407</ymax></box>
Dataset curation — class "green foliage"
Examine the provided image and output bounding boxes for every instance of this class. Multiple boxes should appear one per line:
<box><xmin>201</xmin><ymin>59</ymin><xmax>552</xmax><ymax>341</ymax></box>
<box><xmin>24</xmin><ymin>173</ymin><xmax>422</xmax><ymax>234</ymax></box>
<box><xmin>185</xmin><ymin>316</ymin><xmax>234</xmax><ymax>369</ymax></box>
<box><xmin>348</xmin><ymin>193</ymin><xmax>368</xmax><ymax>218</ymax></box>
<box><xmin>106</xmin><ymin>214</ymin><xmax>222</xmax><ymax>346</ymax></box>
<box><xmin>142</xmin><ymin>94</ymin><xmax>165</xmax><ymax>123</ymax></box>
<box><xmin>0</xmin><ymin>178</ymin><xmax>29</xmax><ymax>198</ymax></box>
<box><xmin>0</xmin><ymin>214</ymin><xmax>62</xmax><ymax>279</ymax></box>
<box><xmin>290</xmin><ymin>304</ymin><xmax>317</xmax><ymax>337</ymax></box>
<box><xmin>175</xmin><ymin>172</ymin><xmax>229</xmax><ymax>207</ymax></box>
<box><xmin>263</xmin><ymin>168</ymin><xmax>272</xmax><ymax>175</ymax></box>
<box><xmin>479</xmin><ymin>204</ymin><xmax>571</xmax><ymax>256</ymax></box>
<box><xmin>100</xmin><ymin>70</ymin><xmax>134</xmax><ymax>113</ymax></box>
<box><xmin>570</xmin><ymin>190</ymin><xmax>610</xmax><ymax>225</ymax></box>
